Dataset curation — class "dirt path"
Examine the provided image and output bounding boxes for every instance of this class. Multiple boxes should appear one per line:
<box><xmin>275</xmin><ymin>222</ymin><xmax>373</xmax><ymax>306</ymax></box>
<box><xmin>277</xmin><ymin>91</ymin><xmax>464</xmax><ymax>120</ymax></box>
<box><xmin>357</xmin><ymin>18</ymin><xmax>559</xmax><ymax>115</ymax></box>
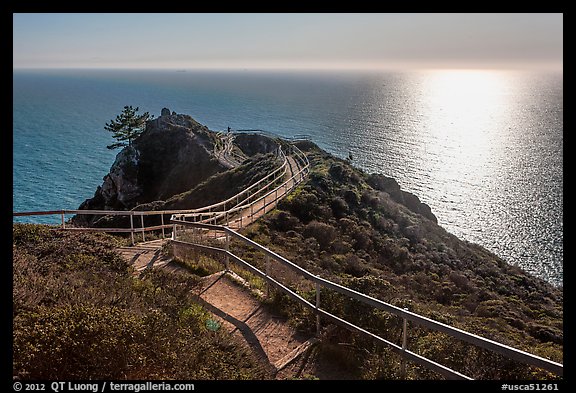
<box><xmin>194</xmin><ymin>271</ymin><xmax>317</xmax><ymax>377</ymax></box>
<box><xmin>194</xmin><ymin>271</ymin><xmax>357</xmax><ymax>380</ymax></box>
<box><xmin>227</xmin><ymin>155</ymin><xmax>302</xmax><ymax>229</ymax></box>
<box><xmin>116</xmin><ymin>240</ymin><xmax>322</xmax><ymax>379</ymax></box>
<box><xmin>114</xmin><ymin>152</ymin><xmax>327</xmax><ymax>379</ymax></box>
<box><xmin>116</xmin><ymin>244</ymin><xmax>356</xmax><ymax>379</ymax></box>
<box><xmin>214</xmin><ymin>132</ymin><xmax>245</xmax><ymax>169</ymax></box>
<box><xmin>116</xmin><ymin>239</ymin><xmax>183</xmax><ymax>274</ymax></box>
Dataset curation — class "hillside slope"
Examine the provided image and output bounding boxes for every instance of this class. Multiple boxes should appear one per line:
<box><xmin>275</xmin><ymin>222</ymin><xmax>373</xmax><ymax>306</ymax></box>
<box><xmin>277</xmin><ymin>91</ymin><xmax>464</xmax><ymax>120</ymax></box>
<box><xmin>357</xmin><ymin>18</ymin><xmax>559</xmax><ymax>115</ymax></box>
<box><xmin>51</xmin><ymin>110</ymin><xmax>562</xmax><ymax>379</ymax></box>
<box><xmin>238</xmin><ymin>140</ymin><xmax>562</xmax><ymax>379</ymax></box>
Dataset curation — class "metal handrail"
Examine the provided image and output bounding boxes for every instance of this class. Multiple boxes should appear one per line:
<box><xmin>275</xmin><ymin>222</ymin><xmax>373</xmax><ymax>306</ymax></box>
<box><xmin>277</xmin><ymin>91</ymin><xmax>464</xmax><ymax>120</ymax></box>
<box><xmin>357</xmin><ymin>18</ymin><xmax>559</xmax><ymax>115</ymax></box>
<box><xmin>176</xmin><ymin>144</ymin><xmax>309</xmax><ymax>225</ymax></box>
<box><xmin>169</xmin><ymin>221</ymin><xmax>563</xmax><ymax>379</ymax></box>
<box><xmin>180</xmin><ymin>146</ymin><xmax>288</xmax><ymax>215</ymax></box>
<box><xmin>172</xmin><ymin>239</ymin><xmax>470</xmax><ymax>380</ymax></box>
<box><xmin>13</xmin><ymin>144</ymin><xmax>308</xmax><ymax>244</ymax></box>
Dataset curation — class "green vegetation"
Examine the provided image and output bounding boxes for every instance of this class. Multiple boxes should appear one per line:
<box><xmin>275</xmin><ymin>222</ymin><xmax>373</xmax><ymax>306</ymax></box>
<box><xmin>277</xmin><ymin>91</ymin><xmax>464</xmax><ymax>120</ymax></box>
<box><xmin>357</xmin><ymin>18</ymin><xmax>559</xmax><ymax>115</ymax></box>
<box><xmin>13</xmin><ymin>223</ymin><xmax>267</xmax><ymax>380</ymax></box>
<box><xmin>14</xmin><ymin>139</ymin><xmax>562</xmax><ymax>380</ymax></box>
<box><xmin>232</xmin><ymin>141</ymin><xmax>563</xmax><ymax>380</ymax></box>
<box><xmin>86</xmin><ymin>153</ymin><xmax>282</xmax><ymax>231</ymax></box>
<box><xmin>163</xmin><ymin>152</ymin><xmax>281</xmax><ymax>210</ymax></box>
<box><xmin>105</xmin><ymin>105</ymin><xmax>152</xmax><ymax>150</ymax></box>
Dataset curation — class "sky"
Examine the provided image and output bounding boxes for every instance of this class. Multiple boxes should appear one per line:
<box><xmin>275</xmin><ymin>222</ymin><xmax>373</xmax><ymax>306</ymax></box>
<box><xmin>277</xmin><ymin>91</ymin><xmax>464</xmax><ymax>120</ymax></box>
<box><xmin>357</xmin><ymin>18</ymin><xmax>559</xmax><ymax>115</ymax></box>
<box><xmin>13</xmin><ymin>13</ymin><xmax>563</xmax><ymax>71</ymax></box>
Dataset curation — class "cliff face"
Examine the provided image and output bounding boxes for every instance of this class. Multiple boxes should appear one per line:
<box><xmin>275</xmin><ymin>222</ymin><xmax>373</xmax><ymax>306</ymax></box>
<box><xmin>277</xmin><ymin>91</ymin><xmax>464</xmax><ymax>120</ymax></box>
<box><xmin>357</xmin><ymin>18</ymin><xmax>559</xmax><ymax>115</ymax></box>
<box><xmin>367</xmin><ymin>173</ymin><xmax>438</xmax><ymax>223</ymax></box>
<box><xmin>76</xmin><ymin>110</ymin><xmax>287</xmax><ymax>228</ymax></box>
<box><xmin>99</xmin><ymin>146</ymin><xmax>141</xmax><ymax>209</ymax></box>
<box><xmin>79</xmin><ymin>111</ymin><xmax>227</xmax><ymax>211</ymax></box>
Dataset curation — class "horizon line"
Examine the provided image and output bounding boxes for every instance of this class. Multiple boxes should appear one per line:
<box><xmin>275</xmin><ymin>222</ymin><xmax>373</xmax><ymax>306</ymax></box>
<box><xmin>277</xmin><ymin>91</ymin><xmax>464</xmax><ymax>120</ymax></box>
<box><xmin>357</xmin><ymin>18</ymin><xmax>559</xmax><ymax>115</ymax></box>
<box><xmin>13</xmin><ymin>64</ymin><xmax>564</xmax><ymax>73</ymax></box>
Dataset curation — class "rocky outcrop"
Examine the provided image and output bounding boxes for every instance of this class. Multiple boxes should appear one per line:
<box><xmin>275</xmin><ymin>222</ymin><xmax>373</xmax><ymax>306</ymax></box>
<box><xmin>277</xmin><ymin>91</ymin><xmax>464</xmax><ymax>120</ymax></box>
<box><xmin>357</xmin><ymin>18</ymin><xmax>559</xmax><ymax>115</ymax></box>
<box><xmin>234</xmin><ymin>133</ymin><xmax>280</xmax><ymax>156</ymax></box>
<box><xmin>76</xmin><ymin>109</ymin><xmax>437</xmax><ymax>228</ymax></box>
<box><xmin>78</xmin><ymin>111</ymin><xmax>227</xmax><ymax>214</ymax></box>
<box><xmin>78</xmin><ymin>146</ymin><xmax>141</xmax><ymax>212</ymax></box>
<box><xmin>133</xmin><ymin>113</ymin><xmax>223</xmax><ymax>202</ymax></box>
<box><xmin>367</xmin><ymin>173</ymin><xmax>438</xmax><ymax>223</ymax></box>
<box><xmin>76</xmin><ymin>110</ymin><xmax>284</xmax><ymax>227</ymax></box>
<box><xmin>101</xmin><ymin>146</ymin><xmax>141</xmax><ymax>208</ymax></box>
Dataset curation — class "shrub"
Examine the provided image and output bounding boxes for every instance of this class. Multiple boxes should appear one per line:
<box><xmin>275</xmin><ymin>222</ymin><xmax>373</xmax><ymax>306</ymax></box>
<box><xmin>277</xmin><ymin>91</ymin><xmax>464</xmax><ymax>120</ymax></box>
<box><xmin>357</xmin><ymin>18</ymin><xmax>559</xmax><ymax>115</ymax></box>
<box><xmin>330</xmin><ymin>197</ymin><xmax>349</xmax><ymax>218</ymax></box>
<box><xmin>284</xmin><ymin>190</ymin><xmax>320</xmax><ymax>222</ymax></box>
<box><xmin>448</xmin><ymin>271</ymin><xmax>471</xmax><ymax>291</ymax></box>
<box><xmin>13</xmin><ymin>305</ymin><xmax>145</xmax><ymax>379</ymax></box>
<box><xmin>13</xmin><ymin>224</ymin><xmax>266</xmax><ymax>380</ymax></box>
<box><xmin>12</xmin><ymin>223</ymin><xmax>51</xmax><ymax>246</ymax></box>
<box><xmin>303</xmin><ymin>221</ymin><xmax>337</xmax><ymax>251</ymax></box>
<box><xmin>271</xmin><ymin>211</ymin><xmax>301</xmax><ymax>232</ymax></box>
<box><xmin>343</xmin><ymin>189</ymin><xmax>360</xmax><ymax>208</ymax></box>
<box><xmin>343</xmin><ymin>254</ymin><xmax>367</xmax><ymax>278</ymax></box>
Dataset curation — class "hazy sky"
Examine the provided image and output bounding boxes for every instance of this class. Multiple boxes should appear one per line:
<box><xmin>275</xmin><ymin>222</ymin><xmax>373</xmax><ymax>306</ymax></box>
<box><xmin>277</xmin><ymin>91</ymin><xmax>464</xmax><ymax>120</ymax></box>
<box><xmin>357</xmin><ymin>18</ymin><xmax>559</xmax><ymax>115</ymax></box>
<box><xmin>13</xmin><ymin>13</ymin><xmax>563</xmax><ymax>70</ymax></box>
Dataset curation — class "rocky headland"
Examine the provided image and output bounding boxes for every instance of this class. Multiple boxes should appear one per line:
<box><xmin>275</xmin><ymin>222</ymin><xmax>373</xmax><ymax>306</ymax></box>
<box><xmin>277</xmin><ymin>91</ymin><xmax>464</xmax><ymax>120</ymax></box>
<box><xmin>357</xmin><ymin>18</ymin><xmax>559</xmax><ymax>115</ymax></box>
<box><xmin>75</xmin><ymin>109</ymin><xmax>284</xmax><ymax>226</ymax></box>
<box><xmin>69</xmin><ymin>108</ymin><xmax>562</xmax><ymax>379</ymax></box>
<box><xmin>76</xmin><ymin>108</ymin><xmax>437</xmax><ymax>227</ymax></box>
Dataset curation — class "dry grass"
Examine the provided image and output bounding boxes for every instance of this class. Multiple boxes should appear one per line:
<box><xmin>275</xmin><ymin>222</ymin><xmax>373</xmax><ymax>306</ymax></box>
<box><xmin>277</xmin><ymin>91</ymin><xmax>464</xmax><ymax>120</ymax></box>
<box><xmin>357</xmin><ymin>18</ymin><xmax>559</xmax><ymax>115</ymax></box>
<box><xmin>13</xmin><ymin>223</ymin><xmax>269</xmax><ymax>380</ymax></box>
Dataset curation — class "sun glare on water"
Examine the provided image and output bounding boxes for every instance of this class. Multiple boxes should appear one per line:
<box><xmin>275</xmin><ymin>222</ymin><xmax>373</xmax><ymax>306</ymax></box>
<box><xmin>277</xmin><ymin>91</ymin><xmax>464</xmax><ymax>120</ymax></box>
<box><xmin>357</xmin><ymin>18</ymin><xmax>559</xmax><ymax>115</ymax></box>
<box><xmin>418</xmin><ymin>70</ymin><xmax>513</xmax><ymax>184</ymax></box>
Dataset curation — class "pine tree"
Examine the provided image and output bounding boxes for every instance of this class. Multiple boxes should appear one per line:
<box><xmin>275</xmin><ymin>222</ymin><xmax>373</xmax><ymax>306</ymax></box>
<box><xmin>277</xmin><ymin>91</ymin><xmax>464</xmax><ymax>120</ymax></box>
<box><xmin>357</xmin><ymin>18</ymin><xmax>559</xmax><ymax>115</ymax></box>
<box><xmin>104</xmin><ymin>106</ymin><xmax>153</xmax><ymax>150</ymax></box>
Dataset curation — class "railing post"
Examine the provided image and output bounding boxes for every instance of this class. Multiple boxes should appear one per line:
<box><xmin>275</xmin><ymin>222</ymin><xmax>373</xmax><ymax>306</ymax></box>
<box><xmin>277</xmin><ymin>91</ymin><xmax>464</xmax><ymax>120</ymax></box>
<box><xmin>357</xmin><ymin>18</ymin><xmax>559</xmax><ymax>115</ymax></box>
<box><xmin>161</xmin><ymin>214</ymin><xmax>165</xmax><ymax>239</ymax></box>
<box><xmin>401</xmin><ymin>309</ymin><xmax>408</xmax><ymax>379</ymax></box>
<box><xmin>225</xmin><ymin>231</ymin><xmax>230</xmax><ymax>271</ymax></box>
<box><xmin>265</xmin><ymin>255</ymin><xmax>270</xmax><ymax>298</ymax></box>
<box><xmin>140</xmin><ymin>214</ymin><xmax>145</xmax><ymax>242</ymax></box>
<box><xmin>130</xmin><ymin>212</ymin><xmax>135</xmax><ymax>246</ymax></box>
<box><xmin>316</xmin><ymin>282</ymin><xmax>321</xmax><ymax>336</ymax></box>
<box><xmin>61</xmin><ymin>212</ymin><xmax>65</xmax><ymax>229</ymax></box>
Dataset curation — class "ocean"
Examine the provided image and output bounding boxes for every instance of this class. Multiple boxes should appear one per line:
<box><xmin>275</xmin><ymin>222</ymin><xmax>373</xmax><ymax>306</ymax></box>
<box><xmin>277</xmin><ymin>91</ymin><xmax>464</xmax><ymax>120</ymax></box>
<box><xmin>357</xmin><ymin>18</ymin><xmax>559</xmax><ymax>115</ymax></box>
<box><xmin>12</xmin><ymin>68</ymin><xmax>563</xmax><ymax>287</ymax></box>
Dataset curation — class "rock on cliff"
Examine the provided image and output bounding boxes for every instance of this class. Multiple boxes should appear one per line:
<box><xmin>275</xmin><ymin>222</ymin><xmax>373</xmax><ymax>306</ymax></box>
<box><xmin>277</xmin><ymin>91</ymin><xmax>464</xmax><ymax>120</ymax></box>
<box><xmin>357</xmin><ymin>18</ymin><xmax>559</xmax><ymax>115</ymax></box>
<box><xmin>100</xmin><ymin>146</ymin><xmax>141</xmax><ymax>208</ymax></box>
<box><xmin>75</xmin><ymin>109</ymin><xmax>287</xmax><ymax>228</ymax></box>
<box><xmin>234</xmin><ymin>133</ymin><xmax>280</xmax><ymax>156</ymax></box>
<box><xmin>367</xmin><ymin>173</ymin><xmax>438</xmax><ymax>223</ymax></box>
<box><xmin>79</xmin><ymin>110</ymin><xmax>227</xmax><ymax>212</ymax></box>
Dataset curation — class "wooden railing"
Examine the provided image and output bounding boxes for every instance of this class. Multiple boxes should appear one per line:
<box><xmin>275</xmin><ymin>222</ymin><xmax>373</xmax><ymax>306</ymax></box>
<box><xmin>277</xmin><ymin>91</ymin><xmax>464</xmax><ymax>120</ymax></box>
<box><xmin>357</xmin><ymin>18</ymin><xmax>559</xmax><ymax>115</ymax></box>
<box><xmin>169</xmin><ymin>220</ymin><xmax>563</xmax><ymax>380</ymax></box>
